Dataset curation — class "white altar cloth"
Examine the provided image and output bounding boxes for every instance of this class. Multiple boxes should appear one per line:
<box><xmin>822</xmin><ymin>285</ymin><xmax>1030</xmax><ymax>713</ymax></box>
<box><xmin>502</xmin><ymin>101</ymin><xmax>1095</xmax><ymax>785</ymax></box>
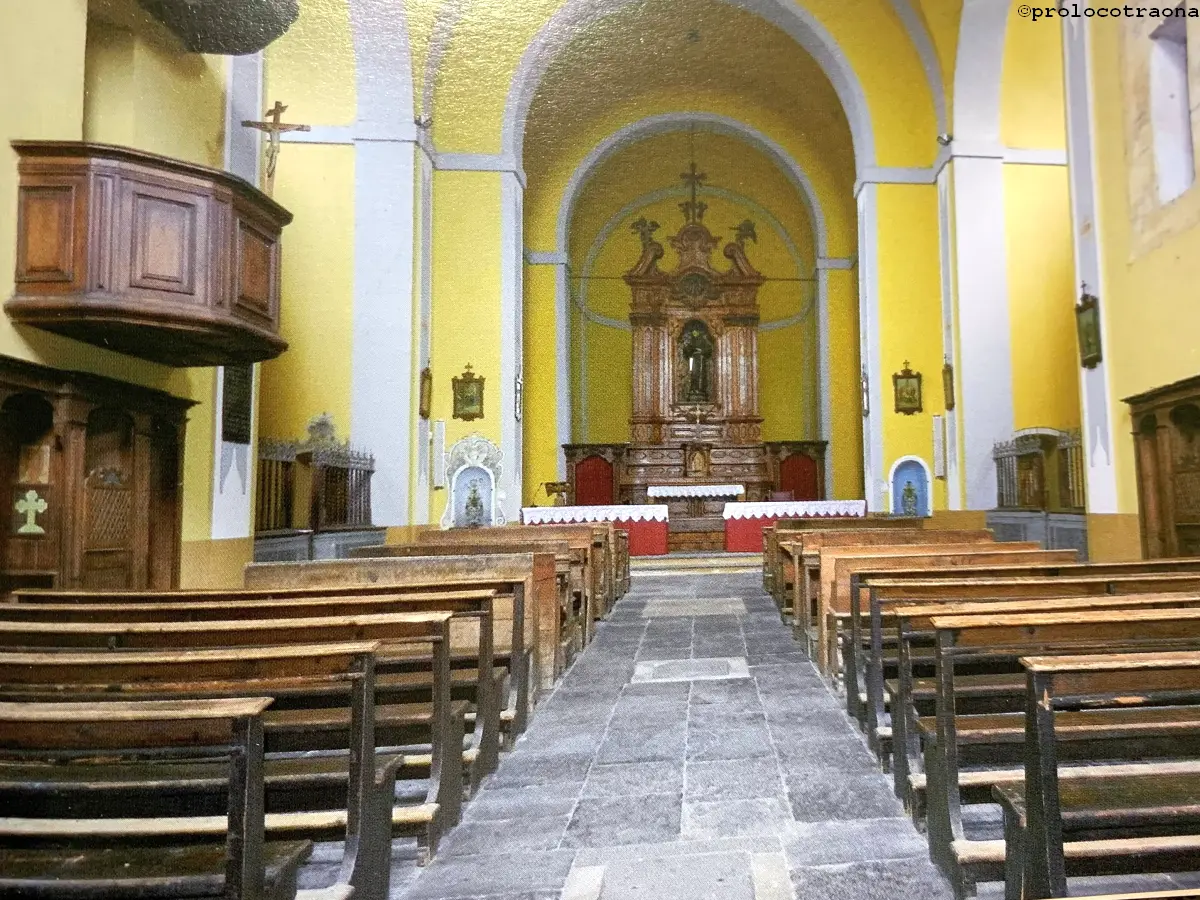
<box><xmin>722</xmin><ymin>500</ymin><xmax>867</xmax><ymax>520</ymax></box>
<box><xmin>647</xmin><ymin>484</ymin><xmax>745</xmax><ymax>499</ymax></box>
<box><xmin>522</xmin><ymin>504</ymin><xmax>669</xmax><ymax>524</ymax></box>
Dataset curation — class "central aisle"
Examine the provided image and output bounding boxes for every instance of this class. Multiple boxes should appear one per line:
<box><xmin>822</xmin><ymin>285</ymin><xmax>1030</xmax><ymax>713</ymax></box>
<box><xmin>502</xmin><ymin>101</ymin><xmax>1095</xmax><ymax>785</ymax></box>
<box><xmin>398</xmin><ymin>570</ymin><xmax>955</xmax><ymax>900</ymax></box>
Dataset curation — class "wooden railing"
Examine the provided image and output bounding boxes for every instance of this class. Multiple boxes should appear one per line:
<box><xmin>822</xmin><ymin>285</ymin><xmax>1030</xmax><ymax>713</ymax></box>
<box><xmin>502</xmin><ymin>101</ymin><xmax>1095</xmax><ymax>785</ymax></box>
<box><xmin>993</xmin><ymin>428</ymin><xmax>1085</xmax><ymax>513</ymax></box>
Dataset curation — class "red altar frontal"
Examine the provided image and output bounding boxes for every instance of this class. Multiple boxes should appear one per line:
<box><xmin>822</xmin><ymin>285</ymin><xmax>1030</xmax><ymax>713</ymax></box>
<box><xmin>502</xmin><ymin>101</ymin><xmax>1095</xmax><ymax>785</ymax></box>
<box><xmin>722</xmin><ymin>501</ymin><xmax>869</xmax><ymax>552</ymax></box>
<box><xmin>522</xmin><ymin>505</ymin><xmax>669</xmax><ymax>556</ymax></box>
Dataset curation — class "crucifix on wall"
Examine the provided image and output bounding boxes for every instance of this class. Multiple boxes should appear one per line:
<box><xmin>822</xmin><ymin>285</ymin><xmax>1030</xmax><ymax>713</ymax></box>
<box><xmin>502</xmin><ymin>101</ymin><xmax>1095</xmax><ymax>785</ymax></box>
<box><xmin>242</xmin><ymin>100</ymin><xmax>311</xmax><ymax>196</ymax></box>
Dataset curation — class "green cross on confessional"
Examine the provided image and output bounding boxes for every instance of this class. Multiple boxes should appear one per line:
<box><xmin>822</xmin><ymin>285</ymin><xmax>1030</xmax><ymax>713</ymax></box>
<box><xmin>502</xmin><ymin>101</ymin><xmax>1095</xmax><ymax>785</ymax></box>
<box><xmin>15</xmin><ymin>489</ymin><xmax>47</xmax><ymax>535</ymax></box>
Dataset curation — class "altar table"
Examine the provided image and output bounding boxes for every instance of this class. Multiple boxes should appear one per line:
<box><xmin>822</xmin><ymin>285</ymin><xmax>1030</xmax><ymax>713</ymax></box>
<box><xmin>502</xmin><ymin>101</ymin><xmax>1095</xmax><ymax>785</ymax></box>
<box><xmin>647</xmin><ymin>484</ymin><xmax>745</xmax><ymax>499</ymax></box>
<box><xmin>721</xmin><ymin>500</ymin><xmax>868</xmax><ymax>552</ymax></box>
<box><xmin>522</xmin><ymin>504</ymin><xmax>670</xmax><ymax>556</ymax></box>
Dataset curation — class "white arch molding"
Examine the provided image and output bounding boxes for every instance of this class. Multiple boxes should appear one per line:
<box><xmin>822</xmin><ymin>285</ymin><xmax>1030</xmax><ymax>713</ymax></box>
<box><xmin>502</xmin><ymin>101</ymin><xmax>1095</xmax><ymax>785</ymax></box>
<box><xmin>546</xmin><ymin>113</ymin><xmax>838</xmax><ymax>486</ymax></box>
<box><xmin>347</xmin><ymin>0</ymin><xmax>418</xmax><ymax>525</ymax></box>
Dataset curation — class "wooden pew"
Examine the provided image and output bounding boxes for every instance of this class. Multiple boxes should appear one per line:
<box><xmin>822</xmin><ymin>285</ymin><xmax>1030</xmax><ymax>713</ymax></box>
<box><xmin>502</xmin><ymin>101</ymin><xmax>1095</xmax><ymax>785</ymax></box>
<box><xmin>1</xmin><ymin>590</ymin><xmax>503</xmax><ymax>791</ymax></box>
<box><xmin>0</xmin><ymin>611</ymin><xmax>466</xmax><ymax>856</ymax></box>
<box><xmin>888</xmin><ymin>593</ymin><xmax>1200</xmax><ymax>809</ymax></box>
<box><xmin>850</xmin><ymin>569</ymin><xmax>1200</xmax><ymax>735</ymax></box>
<box><xmin>0</xmin><ymin>643</ymin><xmax>403</xmax><ymax>898</ymax></box>
<box><xmin>350</xmin><ymin>542</ymin><xmax>579</xmax><ymax>691</ymax></box>
<box><xmin>1007</xmin><ymin>650</ymin><xmax>1200</xmax><ymax>899</ymax></box>
<box><xmin>0</xmin><ymin>697</ymin><xmax>313</xmax><ymax>900</ymax></box>
<box><xmin>416</xmin><ymin>524</ymin><xmax>615</xmax><ymax>620</ymax></box>
<box><xmin>244</xmin><ymin>554</ymin><xmax>536</xmax><ymax>732</ymax></box>
<box><xmin>781</xmin><ymin>528</ymin><xmax>995</xmax><ymax>642</ymax></box>
<box><xmin>912</xmin><ymin>608</ymin><xmax>1200</xmax><ymax>898</ymax></box>
<box><xmin>763</xmin><ymin>516</ymin><xmax>926</xmax><ymax>606</ymax></box>
<box><xmin>807</xmin><ymin>541</ymin><xmax>1043</xmax><ymax>674</ymax></box>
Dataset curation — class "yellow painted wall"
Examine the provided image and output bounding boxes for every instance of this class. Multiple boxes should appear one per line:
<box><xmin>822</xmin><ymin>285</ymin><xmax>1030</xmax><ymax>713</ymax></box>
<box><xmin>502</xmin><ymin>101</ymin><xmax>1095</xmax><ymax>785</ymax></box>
<box><xmin>876</xmin><ymin>183</ymin><xmax>945</xmax><ymax>509</ymax></box>
<box><xmin>430</xmin><ymin>170</ymin><xmax>505</xmax><ymax>522</ymax></box>
<box><xmin>1001</xmin><ymin>2</ymin><xmax>1067</xmax><ymax>150</ymax></box>
<box><xmin>259</xmin><ymin>145</ymin><xmax>356</xmax><ymax>442</ymax></box>
<box><xmin>825</xmin><ymin>267</ymin><xmax>864</xmax><ymax>500</ymax></box>
<box><xmin>1003</xmin><ymin>164</ymin><xmax>1080</xmax><ymax>433</ymax></box>
<box><xmin>523</xmin><ymin>261</ymin><xmax>560</xmax><ymax>502</ymax></box>
<box><xmin>264</xmin><ymin>0</ymin><xmax>356</xmax><ymax>127</ymax></box>
<box><xmin>1090</xmin><ymin>21</ymin><xmax>1200</xmax><ymax>515</ymax></box>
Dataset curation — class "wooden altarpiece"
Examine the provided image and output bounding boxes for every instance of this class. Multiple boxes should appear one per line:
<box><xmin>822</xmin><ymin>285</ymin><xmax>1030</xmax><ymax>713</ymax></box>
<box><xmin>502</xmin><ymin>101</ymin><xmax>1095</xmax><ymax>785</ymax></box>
<box><xmin>0</xmin><ymin>355</ymin><xmax>192</xmax><ymax>593</ymax></box>
<box><xmin>620</xmin><ymin>211</ymin><xmax>771</xmax><ymax>505</ymax></box>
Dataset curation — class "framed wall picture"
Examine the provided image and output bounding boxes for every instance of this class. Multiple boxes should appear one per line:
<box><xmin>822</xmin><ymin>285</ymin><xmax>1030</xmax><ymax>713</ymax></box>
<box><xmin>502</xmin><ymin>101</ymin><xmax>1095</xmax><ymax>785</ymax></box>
<box><xmin>893</xmin><ymin>361</ymin><xmax>923</xmax><ymax>415</ymax></box>
<box><xmin>452</xmin><ymin>364</ymin><xmax>484</xmax><ymax>421</ymax></box>
<box><xmin>419</xmin><ymin>367</ymin><xmax>433</xmax><ymax>420</ymax></box>
<box><xmin>942</xmin><ymin>360</ymin><xmax>955</xmax><ymax>411</ymax></box>
<box><xmin>1076</xmin><ymin>288</ymin><xmax>1103</xmax><ymax>369</ymax></box>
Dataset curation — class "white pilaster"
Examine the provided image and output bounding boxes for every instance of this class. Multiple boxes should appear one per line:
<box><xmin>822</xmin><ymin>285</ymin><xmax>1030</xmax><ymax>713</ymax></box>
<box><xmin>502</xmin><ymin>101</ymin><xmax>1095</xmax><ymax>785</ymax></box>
<box><xmin>413</xmin><ymin>145</ymin><xmax>434</xmax><ymax>524</ymax></box>
<box><xmin>857</xmin><ymin>184</ymin><xmax>885</xmax><ymax>510</ymax></box>
<box><xmin>936</xmin><ymin>165</ymin><xmax>963</xmax><ymax>509</ymax></box>
<box><xmin>555</xmin><ymin>259</ymin><xmax>571</xmax><ymax>478</ymax></box>
<box><xmin>499</xmin><ymin>171</ymin><xmax>524</xmax><ymax>518</ymax></box>
<box><xmin>1063</xmin><ymin>16</ymin><xmax>1119</xmax><ymax>514</ymax></box>
<box><xmin>211</xmin><ymin>52</ymin><xmax>264</xmax><ymax>541</ymax></box>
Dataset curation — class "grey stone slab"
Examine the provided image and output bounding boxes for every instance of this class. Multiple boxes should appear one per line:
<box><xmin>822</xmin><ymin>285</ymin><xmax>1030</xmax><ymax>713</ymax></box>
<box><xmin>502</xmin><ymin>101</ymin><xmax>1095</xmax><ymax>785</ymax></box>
<box><xmin>634</xmin><ymin>646</ymin><xmax>693</xmax><ymax>662</ymax></box>
<box><xmin>561</xmin><ymin>794</ymin><xmax>683</xmax><ymax>848</ymax></box>
<box><xmin>687</xmin><ymin>723</ymin><xmax>775</xmax><ymax>761</ymax></box>
<box><xmin>582</xmin><ymin>759</ymin><xmax>685</xmax><ymax>798</ymax></box>
<box><xmin>596</xmin><ymin>850</ymin><xmax>755</xmax><ymax>900</ymax></box>
<box><xmin>788</xmin><ymin>857</ymin><xmax>954</xmax><ymax>900</ymax></box>
<box><xmin>463</xmin><ymin>784</ymin><xmax>583</xmax><ymax>822</ymax></box>
<box><xmin>681</xmin><ymin>798</ymin><xmax>792</xmax><ymax>840</ymax></box>
<box><xmin>514</xmin><ymin>727</ymin><xmax>607</xmax><ymax>756</ymax></box>
<box><xmin>440</xmin><ymin>816</ymin><xmax>571</xmax><ymax>857</ymax></box>
<box><xmin>621</xmin><ymin>681</ymin><xmax>692</xmax><ymax>700</ymax></box>
<box><xmin>685</xmin><ymin>756</ymin><xmax>783</xmax><ymax>801</ymax></box>
<box><xmin>784</xmin><ymin>772</ymin><xmax>907</xmax><ymax>822</ymax></box>
<box><xmin>689</xmin><ymin>679</ymin><xmax>762</xmax><ymax>706</ymax></box>
<box><xmin>774</xmin><ymin>736</ymin><xmax>878</xmax><ymax>774</ymax></box>
<box><xmin>643</xmin><ymin>599</ymin><xmax>747</xmax><ymax>617</ymax></box>
<box><xmin>607</xmin><ymin>704</ymin><xmax>690</xmax><ymax>732</ymax></box>
<box><xmin>402</xmin><ymin>849</ymin><xmax>577</xmax><ymax>900</ymax></box>
<box><xmin>633</xmin><ymin>657</ymin><xmax>751</xmax><ymax>683</ymax></box>
<box><xmin>489</xmin><ymin>750</ymin><xmax>595</xmax><ymax>789</ymax></box>
<box><xmin>783</xmin><ymin>818</ymin><xmax>927</xmax><ymax>866</ymax></box>
<box><xmin>686</xmin><ymin>703</ymin><xmax>766</xmax><ymax>729</ymax></box>
<box><xmin>596</xmin><ymin>725</ymin><xmax>687</xmax><ymax>764</ymax></box>
<box><xmin>571</xmin><ymin>837</ymin><xmax>768</xmax><ymax>866</ymax></box>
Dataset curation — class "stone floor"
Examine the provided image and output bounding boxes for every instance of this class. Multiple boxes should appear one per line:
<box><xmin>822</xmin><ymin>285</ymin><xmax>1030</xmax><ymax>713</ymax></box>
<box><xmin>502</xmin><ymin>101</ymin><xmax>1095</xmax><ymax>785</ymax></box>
<box><xmin>303</xmin><ymin>569</ymin><xmax>1200</xmax><ymax>899</ymax></box>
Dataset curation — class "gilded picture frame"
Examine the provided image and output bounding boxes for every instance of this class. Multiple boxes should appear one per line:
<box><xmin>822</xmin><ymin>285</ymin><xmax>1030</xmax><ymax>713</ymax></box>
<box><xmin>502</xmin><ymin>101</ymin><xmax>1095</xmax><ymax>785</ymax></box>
<box><xmin>452</xmin><ymin>364</ymin><xmax>484</xmax><ymax>421</ymax></box>
<box><xmin>893</xmin><ymin>362</ymin><xmax>923</xmax><ymax>416</ymax></box>
<box><xmin>1076</xmin><ymin>289</ymin><xmax>1102</xmax><ymax>369</ymax></box>
<box><xmin>418</xmin><ymin>367</ymin><xmax>433</xmax><ymax>420</ymax></box>
<box><xmin>942</xmin><ymin>361</ymin><xmax>955</xmax><ymax>411</ymax></box>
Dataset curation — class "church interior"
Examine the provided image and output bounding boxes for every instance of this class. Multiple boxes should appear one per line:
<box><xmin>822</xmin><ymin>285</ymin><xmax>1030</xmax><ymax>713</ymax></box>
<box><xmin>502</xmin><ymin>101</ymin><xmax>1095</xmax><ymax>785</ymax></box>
<box><xmin>6</xmin><ymin>0</ymin><xmax>1200</xmax><ymax>898</ymax></box>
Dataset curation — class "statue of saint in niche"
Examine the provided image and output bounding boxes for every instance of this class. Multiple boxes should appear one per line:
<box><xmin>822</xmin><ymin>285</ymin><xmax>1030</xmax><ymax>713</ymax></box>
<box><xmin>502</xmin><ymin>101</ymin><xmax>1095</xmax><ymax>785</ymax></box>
<box><xmin>680</xmin><ymin>320</ymin><xmax>715</xmax><ymax>403</ymax></box>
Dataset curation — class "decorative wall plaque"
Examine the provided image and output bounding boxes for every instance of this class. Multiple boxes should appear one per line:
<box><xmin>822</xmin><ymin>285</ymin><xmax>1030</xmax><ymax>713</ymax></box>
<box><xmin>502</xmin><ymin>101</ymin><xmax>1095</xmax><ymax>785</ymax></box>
<box><xmin>419</xmin><ymin>367</ymin><xmax>433</xmax><ymax>420</ymax></box>
<box><xmin>893</xmin><ymin>362</ymin><xmax>923</xmax><ymax>415</ymax></box>
<box><xmin>222</xmin><ymin>364</ymin><xmax>254</xmax><ymax>445</ymax></box>
<box><xmin>942</xmin><ymin>360</ymin><xmax>955</xmax><ymax>411</ymax></box>
<box><xmin>452</xmin><ymin>364</ymin><xmax>484</xmax><ymax>421</ymax></box>
<box><xmin>1076</xmin><ymin>286</ymin><xmax>1103</xmax><ymax>369</ymax></box>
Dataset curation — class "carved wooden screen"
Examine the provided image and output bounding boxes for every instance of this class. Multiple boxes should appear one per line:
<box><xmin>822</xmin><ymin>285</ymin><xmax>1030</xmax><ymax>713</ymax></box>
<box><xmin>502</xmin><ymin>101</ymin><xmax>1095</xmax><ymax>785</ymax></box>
<box><xmin>82</xmin><ymin>408</ymin><xmax>136</xmax><ymax>589</ymax></box>
<box><xmin>1169</xmin><ymin>403</ymin><xmax>1200</xmax><ymax>554</ymax></box>
<box><xmin>0</xmin><ymin>394</ymin><xmax>58</xmax><ymax>590</ymax></box>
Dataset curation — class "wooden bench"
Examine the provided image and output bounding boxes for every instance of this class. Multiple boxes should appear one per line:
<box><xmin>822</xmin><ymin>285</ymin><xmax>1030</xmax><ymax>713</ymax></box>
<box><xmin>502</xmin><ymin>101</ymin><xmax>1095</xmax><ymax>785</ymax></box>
<box><xmin>416</xmin><ymin>524</ymin><xmax>616</xmax><ymax>620</ymax></box>
<box><xmin>912</xmin><ymin>608</ymin><xmax>1200</xmax><ymax>898</ymax></box>
<box><xmin>350</xmin><ymin>542</ymin><xmax>580</xmax><ymax>690</ymax></box>
<box><xmin>0</xmin><ymin>697</ymin><xmax>313</xmax><ymax>900</ymax></box>
<box><xmin>1</xmin><ymin>589</ymin><xmax>503</xmax><ymax>791</ymax></box>
<box><xmin>806</xmin><ymin>541</ymin><xmax>1048</xmax><ymax>674</ymax></box>
<box><xmin>849</xmin><ymin>570</ymin><xmax>1200</xmax><ymax>734</ymax></box>
<box><xmin>763</xmin><ymin>517</ymin><xmax>925</xmax><ymax>606</ymax></box>
<box><xmin>243</xmin><ymin>554</ymin><xmax>536</xmax><ymax>732</ymax></box>
<box><xmin>1003</xmin><ymin>650</ymin><xmax>1200</xmax><ymax>899</ymax></box>
<box><xmin>0</xmin><ymin>643</ymin><xmax>405</xmax><ymax>898</ymax></box>
<box><xmin>0</xmin><ymin>611</ymin><xmax>466</xmax><ymax>852</ymax></box>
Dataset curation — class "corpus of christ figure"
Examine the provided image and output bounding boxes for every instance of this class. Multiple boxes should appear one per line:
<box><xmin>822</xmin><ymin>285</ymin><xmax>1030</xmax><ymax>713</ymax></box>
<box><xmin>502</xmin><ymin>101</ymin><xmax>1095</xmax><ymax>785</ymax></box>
<box><xmin>242</xmin><ymin>100</ymin><xmax>310</xmax><ymax>196</ymax></box>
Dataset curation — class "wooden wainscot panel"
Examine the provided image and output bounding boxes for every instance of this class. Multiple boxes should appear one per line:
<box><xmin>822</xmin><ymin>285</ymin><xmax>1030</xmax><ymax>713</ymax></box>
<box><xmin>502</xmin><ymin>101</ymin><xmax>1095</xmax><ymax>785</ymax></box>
<box><xmin>6</xmin><ymin>141</ymin><xmax>293</xmax><ymax>367</ymax></box>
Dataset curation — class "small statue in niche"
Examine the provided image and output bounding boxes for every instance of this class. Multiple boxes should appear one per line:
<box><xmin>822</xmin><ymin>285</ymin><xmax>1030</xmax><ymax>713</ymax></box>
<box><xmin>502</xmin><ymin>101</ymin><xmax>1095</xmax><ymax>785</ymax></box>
<box><xmin>680</xmin><ymin>319</ymin><xmax>714</xmax><ymax>403</ymax></box>
<box><xmin>463</xmin><ymin>478</ymin><xmax>485</xmax><ymax>527</ymax></box>
<box><xmin>901</xmin><ymin>480</ymin><xmax>919</xmax><ymax>517</ymax></box>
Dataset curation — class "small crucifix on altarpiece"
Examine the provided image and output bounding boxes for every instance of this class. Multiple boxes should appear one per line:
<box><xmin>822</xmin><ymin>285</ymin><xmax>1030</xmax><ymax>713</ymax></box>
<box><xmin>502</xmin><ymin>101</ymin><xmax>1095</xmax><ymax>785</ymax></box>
<box><xmin>242</xmin><ymin>100</ymin><xmax>311</xmax><ymax>196</ymax></box>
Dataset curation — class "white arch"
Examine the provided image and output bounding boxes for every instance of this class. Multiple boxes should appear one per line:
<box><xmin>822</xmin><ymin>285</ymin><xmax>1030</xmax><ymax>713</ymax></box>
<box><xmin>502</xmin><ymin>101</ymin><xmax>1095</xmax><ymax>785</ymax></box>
<box><xmin>887</xmin><ymin>0</ymin><xmax>947</xmax><ymax>136</ymax></box>
<box><xmin>556</xmin><ymin>112</ymin><xmax>828</xmax><ymax>258</ymax></box>
<box><xmin>886</xmin><ymin>455</ymin><xmax>934</xmax><ymax>516</ymax></box>
<box><xmin>503</xmin><ymin>0</ymin><xmax>876</xmax><ymax>174</ymax></box>
<box><xmin>346</xmin><ymin>0</ymin><xmax>418</xmax><ymax>525</ymax></box>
